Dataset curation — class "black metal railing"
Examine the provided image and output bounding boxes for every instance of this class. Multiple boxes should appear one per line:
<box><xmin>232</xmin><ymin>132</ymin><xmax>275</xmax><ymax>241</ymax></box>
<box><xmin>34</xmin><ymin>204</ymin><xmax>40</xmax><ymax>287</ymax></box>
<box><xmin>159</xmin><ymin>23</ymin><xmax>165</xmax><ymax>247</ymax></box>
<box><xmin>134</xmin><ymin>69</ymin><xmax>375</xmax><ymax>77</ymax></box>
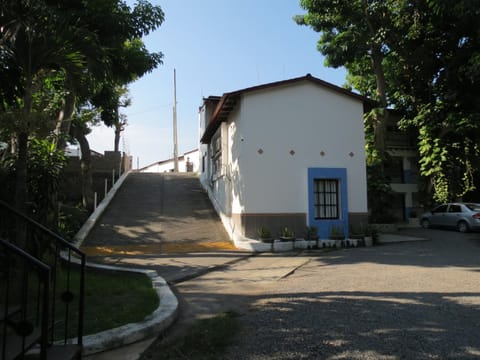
<box><xmin>1</xmin><ymin>238</ymin><xmax>51</xmax><ymax>360</ymax></box>
<box><xmin>0</xmin><ymin>200</ymin><xmax>85</xmax><ymax>358</ymax></box>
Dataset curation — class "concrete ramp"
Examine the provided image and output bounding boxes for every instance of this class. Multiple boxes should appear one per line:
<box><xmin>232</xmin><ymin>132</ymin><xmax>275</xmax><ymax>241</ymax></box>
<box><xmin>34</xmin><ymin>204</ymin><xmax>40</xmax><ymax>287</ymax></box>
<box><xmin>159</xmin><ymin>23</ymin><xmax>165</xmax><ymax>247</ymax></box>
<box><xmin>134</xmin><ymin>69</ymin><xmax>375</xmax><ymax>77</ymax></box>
<box><xmin>81</xmin><ymin>172</ymin><xmax>235</xmax><ymax>254</ymax></box>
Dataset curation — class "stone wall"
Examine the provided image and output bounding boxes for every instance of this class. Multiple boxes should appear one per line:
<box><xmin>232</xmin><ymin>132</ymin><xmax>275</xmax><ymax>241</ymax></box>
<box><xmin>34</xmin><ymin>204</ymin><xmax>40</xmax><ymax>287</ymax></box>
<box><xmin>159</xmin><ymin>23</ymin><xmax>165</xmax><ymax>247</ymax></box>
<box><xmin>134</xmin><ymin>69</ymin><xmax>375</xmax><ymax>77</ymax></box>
<box><xmin>60</xmin><ymin>151</ymin><xmax>132</xmax><ymax>204</ymax></box>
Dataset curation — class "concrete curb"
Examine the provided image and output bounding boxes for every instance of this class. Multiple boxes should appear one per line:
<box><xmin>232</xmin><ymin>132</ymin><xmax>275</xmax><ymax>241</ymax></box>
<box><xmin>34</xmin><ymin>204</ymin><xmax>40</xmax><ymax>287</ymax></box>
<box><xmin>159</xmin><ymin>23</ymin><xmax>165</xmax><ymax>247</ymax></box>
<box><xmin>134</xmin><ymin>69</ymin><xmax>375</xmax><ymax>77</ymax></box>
<box><xmin>79</xmin><ymin>263</ymin><xmax>178</xmax><ymax>356</ymax></box>
<box><xmin>68</xmin><ymin>172</ymin><xmax>179</xmax><ymax>355</ymax></box>
<box><xmin>73</xmin><ymin>171</ymin><xmax>130</xmax><ymax>248</ymax></box>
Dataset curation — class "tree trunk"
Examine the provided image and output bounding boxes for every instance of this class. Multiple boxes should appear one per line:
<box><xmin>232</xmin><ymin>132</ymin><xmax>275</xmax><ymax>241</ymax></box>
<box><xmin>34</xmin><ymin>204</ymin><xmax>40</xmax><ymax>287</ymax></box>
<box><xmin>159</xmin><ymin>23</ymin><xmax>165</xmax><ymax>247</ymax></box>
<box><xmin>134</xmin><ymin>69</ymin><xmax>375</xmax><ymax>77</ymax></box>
<box><xmin>114</xmin><ymin>125</ymin><xmax>121</xmax><ymax>152</ymax></box>
<box><xmin>72</xmin><ymin>124</ymin><xmax>94</xmax><ymax>212</ymax></box>
<box><xmin>14</xmin><ymin>131</ymin><xmax>29</xmax><ymax>249</ymax></box>
<box><xmin>14</xmin><ymin>132</ymin><xmax>28</xmax><ymax>210</ymax></box>
<box><xmin>54</xmin><ymin>90</ymin><xmax>76</xmax><ymax>150</ymax></box>
<box><xmin>371</xmin><ymin>45</ymin><xmax>389</xmax><ymax>161</ymax></box>
<box><xmin>362</xmin><ymin>3</ymin><xmax>388</xmax><ymax>163</ymax></box>
<box><xmin>14</xmin><ymin>73</ymin><xmax>33</xmax><ymax>248</ymax></box>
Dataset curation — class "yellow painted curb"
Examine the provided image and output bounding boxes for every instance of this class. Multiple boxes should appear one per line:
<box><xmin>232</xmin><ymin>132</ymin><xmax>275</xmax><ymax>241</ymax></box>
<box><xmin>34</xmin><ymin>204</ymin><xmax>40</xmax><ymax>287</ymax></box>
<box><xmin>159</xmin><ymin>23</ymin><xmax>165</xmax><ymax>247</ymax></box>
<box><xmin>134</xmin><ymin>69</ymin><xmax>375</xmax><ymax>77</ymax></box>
<box><xmin>80</xmin><ymin>241</ymin><xmax>239</xmax><ymax>256</ymax></box>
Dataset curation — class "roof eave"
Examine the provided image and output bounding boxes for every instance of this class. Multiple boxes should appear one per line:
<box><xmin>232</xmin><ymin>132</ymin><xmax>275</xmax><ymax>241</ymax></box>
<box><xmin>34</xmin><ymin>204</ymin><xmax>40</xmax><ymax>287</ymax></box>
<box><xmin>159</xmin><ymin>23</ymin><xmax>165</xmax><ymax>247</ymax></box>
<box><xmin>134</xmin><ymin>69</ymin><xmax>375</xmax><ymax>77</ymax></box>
<box><xmin>200</xmin><ymin>94</ymin><xmax>239</xmax><ymax>143</ymax></box>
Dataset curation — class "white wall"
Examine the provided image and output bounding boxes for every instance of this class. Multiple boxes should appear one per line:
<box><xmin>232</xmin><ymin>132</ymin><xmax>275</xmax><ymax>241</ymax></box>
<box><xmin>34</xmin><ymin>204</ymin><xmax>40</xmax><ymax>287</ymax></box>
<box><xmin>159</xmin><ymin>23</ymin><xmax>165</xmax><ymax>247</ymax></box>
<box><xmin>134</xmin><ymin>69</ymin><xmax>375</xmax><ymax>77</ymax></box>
<box><xmin>140</xmin><ymin>149</ymin><xmax>200</xmax><ymax>173</ymax></box>
<box><xmin>227</xmin><ymin>81</ymin><xmax>367</xmax><ymax>215</ymax></box>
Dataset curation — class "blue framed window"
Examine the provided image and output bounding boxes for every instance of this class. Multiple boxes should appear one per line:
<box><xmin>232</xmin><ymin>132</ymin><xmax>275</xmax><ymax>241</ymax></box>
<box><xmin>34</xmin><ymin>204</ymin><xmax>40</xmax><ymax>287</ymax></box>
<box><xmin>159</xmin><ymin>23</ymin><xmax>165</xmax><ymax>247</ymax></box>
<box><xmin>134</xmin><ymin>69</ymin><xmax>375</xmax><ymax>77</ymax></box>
<box><xmin>308</xmin><ymin>168</ymin><xmax>349</xmax><ymax>239</ymax></box>
<box><xmin>314</xmin><ymin>179</ymin><xmax>340</xmax><ymax>219</ymax></box>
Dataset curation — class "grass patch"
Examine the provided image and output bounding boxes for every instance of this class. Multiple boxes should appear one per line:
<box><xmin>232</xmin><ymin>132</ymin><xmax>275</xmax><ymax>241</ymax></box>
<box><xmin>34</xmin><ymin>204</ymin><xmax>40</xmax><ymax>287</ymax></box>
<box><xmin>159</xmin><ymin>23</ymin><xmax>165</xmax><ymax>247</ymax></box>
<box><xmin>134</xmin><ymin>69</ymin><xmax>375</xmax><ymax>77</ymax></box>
<box><xmin>55</xmin><ymin>267</ymin><xmax>159</xmax><ymax>339</ymax></box>
<box><xmin>141</xmin><ymin>311</ymin><xmax>241</xmax><ymax>360</ymax></box>
<box><xmin>82</xmin><ymin>268</ymin><xmax>159</xmax><ymax>334</ymax></box>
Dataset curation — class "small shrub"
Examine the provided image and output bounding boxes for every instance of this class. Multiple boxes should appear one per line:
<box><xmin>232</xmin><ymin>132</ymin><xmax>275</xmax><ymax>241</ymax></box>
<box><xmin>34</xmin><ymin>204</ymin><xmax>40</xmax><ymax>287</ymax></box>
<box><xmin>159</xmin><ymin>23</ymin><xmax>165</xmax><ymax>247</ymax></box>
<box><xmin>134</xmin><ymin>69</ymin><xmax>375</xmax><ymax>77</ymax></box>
<box><xmin>256</xmin><ymin>226</ymin><xmax>271</xmax><ymax>240</ymax></box>
<box><xmin>304</xmin><ymin>226</ymin><xmax>318</xmax><ymax>240</ymax></box>
<box><xmin>279</xmin><ymin>226</ymin><xmax>295</xmax><ymax>239</ymax></box>
<box><xmin>329</xmin><ymin>224</ymin><xmax>345</xmax><ymax>240</ymax></box>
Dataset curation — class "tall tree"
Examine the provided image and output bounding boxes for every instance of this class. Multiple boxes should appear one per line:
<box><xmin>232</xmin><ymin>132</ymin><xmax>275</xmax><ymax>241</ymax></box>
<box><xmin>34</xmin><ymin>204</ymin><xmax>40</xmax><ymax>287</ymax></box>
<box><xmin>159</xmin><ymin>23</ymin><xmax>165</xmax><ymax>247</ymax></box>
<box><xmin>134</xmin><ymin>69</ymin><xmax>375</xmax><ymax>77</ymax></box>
<box><xmin>113</xmin><ymin>87</ymin><xmax>131</xmax><ymax>153</ymax></box>
<box><xmin>398</xmin><ymin>1</ymin><xmax>480</xmax><ymax>203</ymax></box>
<box><xmin>0</xmin><ymin>0</ymin><xmax>164</xmax><ymax>217</ymax></box>
<box><xmin>294</xmin><ymin>0</ymin><xmax>404</xmax><ymax>162</ymax></box>
<box><xmin>296</xmin><ymin>0</ymin><xmax>480</xmax><ymax>204</ymax></box>
<box><xmin>1</xmin><ymin>1</ymin><xmax>85</xmax><ymax>217</ymax></box>
<box><xmin>72</xmin><ymin>2</ymin><xmax>164</xmax><ymax>210</ymax></box>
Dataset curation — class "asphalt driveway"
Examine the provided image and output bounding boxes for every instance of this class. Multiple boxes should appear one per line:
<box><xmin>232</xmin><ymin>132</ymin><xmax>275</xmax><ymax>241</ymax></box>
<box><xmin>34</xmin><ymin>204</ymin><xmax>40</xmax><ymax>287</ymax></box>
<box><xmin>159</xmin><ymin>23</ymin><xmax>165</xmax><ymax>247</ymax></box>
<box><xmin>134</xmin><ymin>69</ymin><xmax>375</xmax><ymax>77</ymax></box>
<box><xmin>157</xmin><ymin>228</ymin><xmax>480</xmax><ymax>360</ymax></box>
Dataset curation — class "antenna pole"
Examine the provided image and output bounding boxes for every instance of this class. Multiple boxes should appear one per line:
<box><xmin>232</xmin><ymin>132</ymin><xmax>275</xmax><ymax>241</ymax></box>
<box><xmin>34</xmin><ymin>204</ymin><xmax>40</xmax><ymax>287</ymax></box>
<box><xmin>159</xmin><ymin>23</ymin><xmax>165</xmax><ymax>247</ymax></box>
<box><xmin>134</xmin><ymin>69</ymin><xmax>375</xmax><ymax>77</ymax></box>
<box><xmin>173</xmin><ymin>69</ymin><xmax>179</xmax><ymax>172</ymax></box>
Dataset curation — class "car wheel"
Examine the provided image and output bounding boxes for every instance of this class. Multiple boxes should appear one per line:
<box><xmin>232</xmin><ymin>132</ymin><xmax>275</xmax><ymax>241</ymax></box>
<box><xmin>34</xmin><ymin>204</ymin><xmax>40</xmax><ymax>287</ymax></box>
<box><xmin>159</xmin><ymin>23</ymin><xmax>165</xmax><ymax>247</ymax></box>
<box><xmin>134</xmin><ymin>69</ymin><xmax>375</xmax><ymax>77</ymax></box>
<box><xmin>457</xmin><ymin>221</ymin><xmax>469</xmax><ymax>233</ymax></box>
<box><xmin>421</xmin><ymin>218</ymin><xmax>430</xmax><ymax>229</ymax></box>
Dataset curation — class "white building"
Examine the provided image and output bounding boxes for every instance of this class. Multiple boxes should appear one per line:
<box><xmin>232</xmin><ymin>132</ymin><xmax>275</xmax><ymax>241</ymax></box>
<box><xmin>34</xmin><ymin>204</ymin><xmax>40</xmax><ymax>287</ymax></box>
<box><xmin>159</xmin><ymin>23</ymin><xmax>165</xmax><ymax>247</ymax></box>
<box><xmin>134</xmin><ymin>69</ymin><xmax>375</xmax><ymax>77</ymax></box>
<box><xmin>139</xmin><ymin>149</ymin><xmax>199</xmax><ymax>173</ymax></box>
<box><xmin>199</xmin><ymin>74</ymin><xmax>370</xmax><ymax>242</ymax></box>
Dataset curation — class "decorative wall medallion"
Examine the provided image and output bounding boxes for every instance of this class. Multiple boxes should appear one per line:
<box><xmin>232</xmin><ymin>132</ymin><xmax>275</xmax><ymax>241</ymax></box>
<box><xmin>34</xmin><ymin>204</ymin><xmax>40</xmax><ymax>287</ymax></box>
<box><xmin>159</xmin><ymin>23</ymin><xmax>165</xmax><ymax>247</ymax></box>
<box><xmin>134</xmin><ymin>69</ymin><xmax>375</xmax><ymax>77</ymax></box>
<box><xmin>258</xmin><ymin>148</ymin><xmax>264</xmax><ymax>154</ymax></box>
<box><xmin>320</xmin><ymin>151</ymin><xmax>325</xmax><ymax>157</ymax></box>
<box><xmin>349</xmin><ymin>152</ymin><xmax>354</xmax><ymax>157</ymax></box>
<box><xmin>290</xmin><ymin>150</ymin><xmax>295</xmax><ymax>156</ymax></box>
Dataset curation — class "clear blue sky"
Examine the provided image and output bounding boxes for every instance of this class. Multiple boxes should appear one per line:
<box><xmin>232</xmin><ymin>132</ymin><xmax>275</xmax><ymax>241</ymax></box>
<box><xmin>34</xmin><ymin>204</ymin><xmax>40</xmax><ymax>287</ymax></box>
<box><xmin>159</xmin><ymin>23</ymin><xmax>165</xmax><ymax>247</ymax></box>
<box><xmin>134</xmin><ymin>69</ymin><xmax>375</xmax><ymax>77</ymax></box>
<box><xmin>87</xmin><ymin>0</ymin><xmax>347</xmax><ymax>168</ymax></box>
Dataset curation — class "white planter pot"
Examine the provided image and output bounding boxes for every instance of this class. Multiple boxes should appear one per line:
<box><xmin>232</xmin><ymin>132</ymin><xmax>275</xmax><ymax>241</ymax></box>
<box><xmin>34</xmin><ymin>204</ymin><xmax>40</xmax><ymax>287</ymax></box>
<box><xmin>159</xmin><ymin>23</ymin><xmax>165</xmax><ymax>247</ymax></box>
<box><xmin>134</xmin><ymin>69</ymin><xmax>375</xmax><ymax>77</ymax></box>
<box><xmin>294</xmin><ymin>239</ymin><xmax>308</xmax><ymax>249</ymax></box>
<box><xmin>273</xmin><ymin>240</ymin><xmax>294</xmax><ymax>252</ymax></box>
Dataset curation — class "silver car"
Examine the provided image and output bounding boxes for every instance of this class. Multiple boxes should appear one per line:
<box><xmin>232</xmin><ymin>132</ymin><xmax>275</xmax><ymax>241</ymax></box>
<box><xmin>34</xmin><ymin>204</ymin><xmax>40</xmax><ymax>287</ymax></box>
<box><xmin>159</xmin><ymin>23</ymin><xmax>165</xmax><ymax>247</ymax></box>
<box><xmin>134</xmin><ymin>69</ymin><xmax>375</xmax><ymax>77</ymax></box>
<box><xmin>420</xmin><ymin>203</ymin><xmax>480</xmax><ymax>232</ymax></box>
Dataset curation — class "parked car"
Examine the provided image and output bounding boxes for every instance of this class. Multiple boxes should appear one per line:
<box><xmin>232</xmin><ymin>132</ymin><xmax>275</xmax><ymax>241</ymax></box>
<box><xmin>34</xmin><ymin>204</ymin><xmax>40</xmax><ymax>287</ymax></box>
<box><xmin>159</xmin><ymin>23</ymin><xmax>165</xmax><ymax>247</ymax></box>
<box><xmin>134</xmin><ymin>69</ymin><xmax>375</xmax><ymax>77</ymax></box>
<box><xmin>420</xmin><ymin>203</ymin><xmax>480</xmax><ymax>232</ymax></box>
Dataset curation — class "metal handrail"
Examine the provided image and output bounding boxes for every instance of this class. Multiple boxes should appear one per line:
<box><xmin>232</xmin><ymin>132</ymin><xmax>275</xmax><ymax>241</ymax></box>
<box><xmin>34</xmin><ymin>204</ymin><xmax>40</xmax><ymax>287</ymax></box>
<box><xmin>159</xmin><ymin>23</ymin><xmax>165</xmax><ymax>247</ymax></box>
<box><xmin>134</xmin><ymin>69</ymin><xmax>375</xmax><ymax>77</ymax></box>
<box><xmin>0</xmin><ymin>200</ymin><xmax>84</xmax><ymax>258</ymax></box>
<box><xmin>0</xmin><ymin>238</ymin><xmax>51</xmax><ymax>360</ymax></box>
<box><xmin>0</xmin><ymin>200</ymin><xmax>85</xmax><ymax>347</ymax></box>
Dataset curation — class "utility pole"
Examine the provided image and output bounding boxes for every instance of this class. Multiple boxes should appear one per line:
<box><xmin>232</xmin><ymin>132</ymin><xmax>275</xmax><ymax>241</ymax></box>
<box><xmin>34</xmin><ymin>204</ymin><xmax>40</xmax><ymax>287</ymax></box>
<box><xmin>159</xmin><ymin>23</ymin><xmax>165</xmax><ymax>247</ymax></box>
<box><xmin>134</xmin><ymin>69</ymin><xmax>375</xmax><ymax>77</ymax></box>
<box><xmin>173</xmin><ymin>68</ymin><xmax>179</xmax><ymax>172</ymax></box>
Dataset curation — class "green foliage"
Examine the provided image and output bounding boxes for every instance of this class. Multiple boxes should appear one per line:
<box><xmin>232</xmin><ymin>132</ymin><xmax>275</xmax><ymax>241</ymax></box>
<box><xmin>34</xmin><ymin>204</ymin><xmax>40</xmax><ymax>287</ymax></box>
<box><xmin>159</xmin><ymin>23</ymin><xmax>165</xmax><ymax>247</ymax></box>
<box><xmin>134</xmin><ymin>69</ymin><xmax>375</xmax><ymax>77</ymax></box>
<box><xmin>297</xmin><ymin>0</ymin><xmax>480</xmax><ymax>204</ymax></box>
<box><xmin>1</xmin><ymin>0</ymin><xmax>165</xmax><ymax>215</ymax></box>
<box><xmin>27</xmin><ymin>138</ymin><xmax>66</xmax><ymax>223</ymax></box>
<box><xmin>0</xmin><ymin>150</ymin><xmax>16</xmax><ymax>203</ymax></box>
<box><xmin>58</xmin><ymin>204</ymin><xmax>89</xmax><ymax>241</ymax></box>
<box><xmin>367</xmin><ymin>163</ymin><xmax>396</xmax><ymax>223</ymax></box>
<box><xmin>304</xmin><ymin>225</ymin><xmax>319</xmax><ymax>240</ymax></box>
<box><xmin>364</xmin><ymin>108</ymin><xmax>385</xmax><ymax>166</ymax></box>
<box><xmin>279</xmin><ymin>226</ymin><xmax>295</xmax><ymax>239</ymax></box>
<box><xmin>329</xmin><ymin>224</ymin><xmax>344</xmax><ymax>239</ymax></box>
<box><xmin>256</xmin><ymin>226</ymin><xmax>272</xmax><ymax>239</ymax></box>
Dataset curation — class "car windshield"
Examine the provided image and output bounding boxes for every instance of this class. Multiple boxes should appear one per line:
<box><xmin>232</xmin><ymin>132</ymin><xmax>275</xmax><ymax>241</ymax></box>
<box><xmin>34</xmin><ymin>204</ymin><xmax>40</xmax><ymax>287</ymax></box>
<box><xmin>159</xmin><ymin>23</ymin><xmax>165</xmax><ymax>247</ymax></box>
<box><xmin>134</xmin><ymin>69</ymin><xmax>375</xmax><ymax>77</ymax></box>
<box><xmin>465</xmin><ymin>203</ymin><xmax>480</xmax><ymax>211</ymax></box>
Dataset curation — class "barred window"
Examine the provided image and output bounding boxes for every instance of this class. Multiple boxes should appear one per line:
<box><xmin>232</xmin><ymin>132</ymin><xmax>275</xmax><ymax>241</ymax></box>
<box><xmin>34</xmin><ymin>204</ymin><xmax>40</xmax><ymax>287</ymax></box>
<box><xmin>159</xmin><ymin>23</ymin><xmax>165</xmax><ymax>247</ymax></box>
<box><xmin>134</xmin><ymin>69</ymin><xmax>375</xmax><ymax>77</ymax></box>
<box><xmin>211</xmin><ymin>134</ymin><xmax>222</xmax><ymax>178</ymax></box>
<box><xmin>314</xmin><ymin>179</ymin><xmax>340</xmax><ymax>219</ymax></box>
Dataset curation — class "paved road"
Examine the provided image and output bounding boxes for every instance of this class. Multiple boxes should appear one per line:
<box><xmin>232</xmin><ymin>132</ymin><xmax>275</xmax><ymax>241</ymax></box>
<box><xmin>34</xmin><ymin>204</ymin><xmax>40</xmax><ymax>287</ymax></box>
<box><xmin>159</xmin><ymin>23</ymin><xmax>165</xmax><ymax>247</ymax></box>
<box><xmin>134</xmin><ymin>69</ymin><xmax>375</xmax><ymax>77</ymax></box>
<box><xmin>81</xmin><ymin>173</ymin><xmax>480</xmax><ymax>359</ymax></box>
<box><xmin>143</xmin><ymin>228</ymin><xmax>480</xmax><ymax>360</ymax></box>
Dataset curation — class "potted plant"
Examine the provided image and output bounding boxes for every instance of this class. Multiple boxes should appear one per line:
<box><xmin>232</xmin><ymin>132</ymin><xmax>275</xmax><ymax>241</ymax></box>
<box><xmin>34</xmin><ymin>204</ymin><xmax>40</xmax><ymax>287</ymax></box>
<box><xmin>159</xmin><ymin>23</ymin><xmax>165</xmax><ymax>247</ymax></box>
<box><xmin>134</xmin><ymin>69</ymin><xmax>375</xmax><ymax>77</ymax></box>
<box><xmin>279</xmin><ymin>226</ymin><xmax>295</xmax><ymax>241</ymax></box>
<box><xmin>304</xmin><ymin>225</ymin><xmax>319</xmax><ymax>248</ymax></box>
<box><xmin>329</xmin><ymin>224</ymin><xmax>344</xmax><ymax>240</ymax></box>
<box><xmin>329</xmin><ymin>224</ymin><xmax>344</xmax><ymax>247</ymax></box>
<box><xmin>349</xmin><ymin>223</ymin><xmax>366</xmax><ymax>246</ymax></box>
<box><xmin>364</xmin><ymin>225</ymin><xmax>377</xmax><ymax>247</ymax></box>
<box><xmin>257</xmin><ymin>226</ymin><xmax>272</xmax><ymax>243</ymax></box>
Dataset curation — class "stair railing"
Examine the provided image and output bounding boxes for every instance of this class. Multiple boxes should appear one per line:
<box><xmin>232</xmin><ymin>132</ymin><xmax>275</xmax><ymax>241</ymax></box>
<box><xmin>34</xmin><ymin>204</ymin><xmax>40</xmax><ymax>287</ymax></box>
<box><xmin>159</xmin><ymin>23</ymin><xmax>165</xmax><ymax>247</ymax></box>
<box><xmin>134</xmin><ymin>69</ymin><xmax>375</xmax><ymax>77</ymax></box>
<box><xmin>0</xmin><ymin>200</ymin><xmax>85</xmax><ymax>349</ymax></box>
<box><xmin>0</xmin><ymin>238</ymin><xmax>51</xmax><ymax>360</ymax></box>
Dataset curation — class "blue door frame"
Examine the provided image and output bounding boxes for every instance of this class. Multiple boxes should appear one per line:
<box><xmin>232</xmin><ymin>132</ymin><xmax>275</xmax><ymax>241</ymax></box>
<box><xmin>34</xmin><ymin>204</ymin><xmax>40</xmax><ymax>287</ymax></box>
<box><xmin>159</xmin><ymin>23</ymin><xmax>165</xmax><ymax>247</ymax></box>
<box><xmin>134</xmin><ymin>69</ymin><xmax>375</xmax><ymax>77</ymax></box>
<box><xmin>308</xmin><ymin>168</ymin><xmax>349</xmax><ymax>239</ymax></box>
